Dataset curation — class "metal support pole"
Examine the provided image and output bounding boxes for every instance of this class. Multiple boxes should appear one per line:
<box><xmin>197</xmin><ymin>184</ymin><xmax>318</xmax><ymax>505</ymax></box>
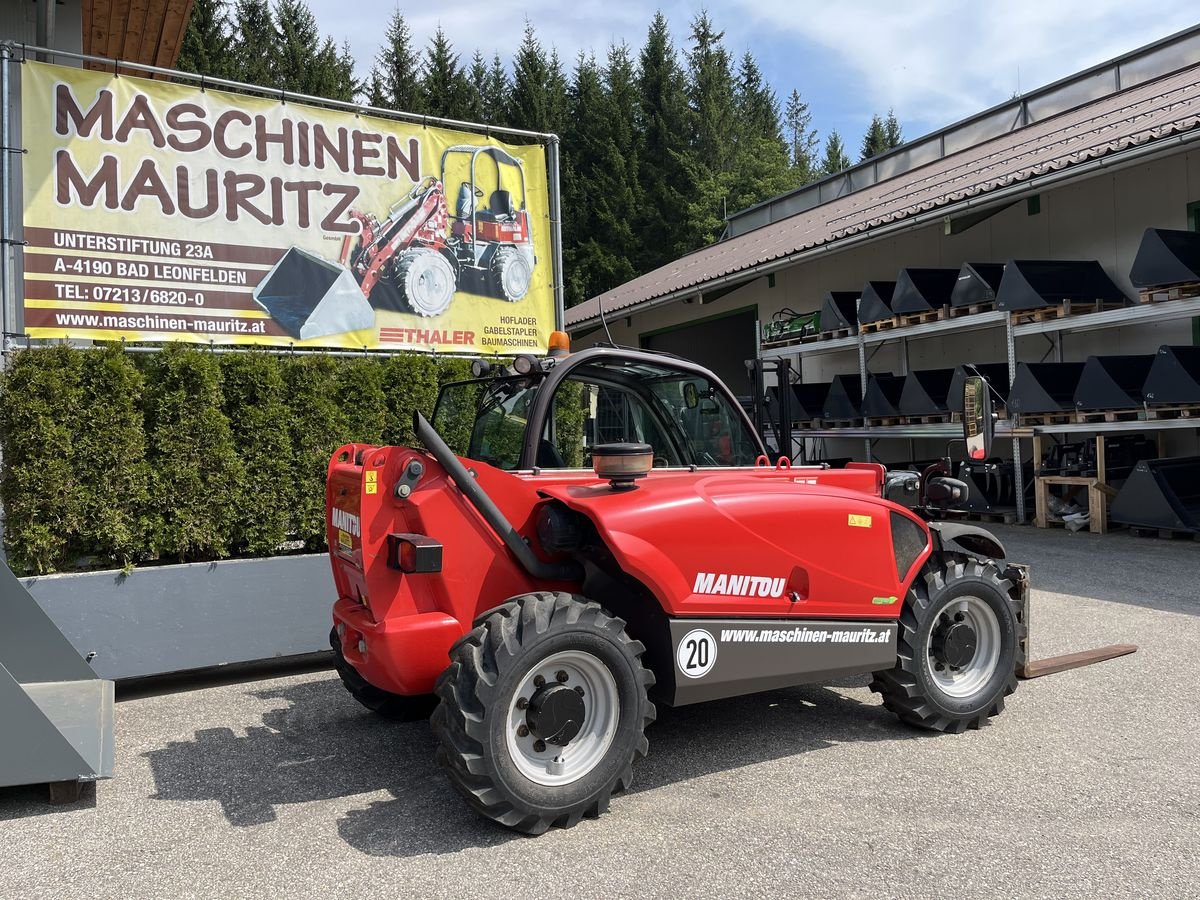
<box><xmin>0</xmin><ymin>46</ymin><xmax>12</xmax><ymax>352</ymax></box>
<box><xmin>35</xmin><ymin>1</ymin><xmax>56</xmax><ymax>62</ymax></box>
<box><xmin>857</xmin><ymin>318</ymin><xmax>870</xmax><ymax>462</ymax></box>
<box><xmin>546</xmin><ymin>137</ymin><xmax>565</xmax><ymax>331</ymax></box>
<box><xmin>1006</xmin><ymin>314</ymin><xmax>1026</xmax><ymax>522</ymax></box>
<box><xmin>779</xmin><ymin>357</ymin><xmax>792</xmax><ymax>462</ymax></box>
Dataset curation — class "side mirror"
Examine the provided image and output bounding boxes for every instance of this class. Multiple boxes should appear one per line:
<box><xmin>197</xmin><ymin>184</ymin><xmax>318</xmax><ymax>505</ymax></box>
<box><xmin>963</xmin><ymin>375</ymin><xmax>994</xmax><ymax>461</ymax></box>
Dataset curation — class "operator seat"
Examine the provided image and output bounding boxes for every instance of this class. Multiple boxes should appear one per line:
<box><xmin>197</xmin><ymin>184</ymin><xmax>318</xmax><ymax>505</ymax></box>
<box><xmin>489</xmin><ymin>190</ymin><xmax>515</xmax><ymax>220</ymax></box>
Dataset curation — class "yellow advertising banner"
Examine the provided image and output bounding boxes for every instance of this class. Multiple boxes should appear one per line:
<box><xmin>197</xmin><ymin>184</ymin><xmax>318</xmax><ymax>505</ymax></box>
<box><xmin>19</xmin><ymin>61</ymin><xmax>557</xmax><ymax>353</ymax></box>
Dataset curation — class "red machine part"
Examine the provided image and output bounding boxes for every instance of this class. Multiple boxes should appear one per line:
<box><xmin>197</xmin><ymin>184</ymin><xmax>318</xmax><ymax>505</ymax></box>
<box><xmin>326</xmin><ymin>446</ymin><xmax>931</xmax><ymax>697</ymax></box>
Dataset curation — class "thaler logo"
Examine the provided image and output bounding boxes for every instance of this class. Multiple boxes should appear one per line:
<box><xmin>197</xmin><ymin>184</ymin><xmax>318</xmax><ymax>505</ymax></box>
<box><xmin>331</xmin><ymin>508</ymin><xmax>361</xmax><ymax>537</ymax></box>
<box><xmin>693</xmin><ymin>572</ymin><xmax>786</xmax><ymax>598</ymax></box>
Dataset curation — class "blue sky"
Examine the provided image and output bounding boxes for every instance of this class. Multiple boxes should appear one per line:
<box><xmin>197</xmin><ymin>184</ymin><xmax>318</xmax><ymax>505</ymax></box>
<box><xmin>305</xmin><ymin>1</ymin><xmax>1199</xmax><ymax>149</ymax></box>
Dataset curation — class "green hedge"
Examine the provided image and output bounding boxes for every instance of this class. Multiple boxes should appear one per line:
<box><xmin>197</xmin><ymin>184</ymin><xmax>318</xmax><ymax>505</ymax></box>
<box><xmin>0</xmin><ymin>346</ymin><xmax>474</xmax><ymax>575</ymax></box>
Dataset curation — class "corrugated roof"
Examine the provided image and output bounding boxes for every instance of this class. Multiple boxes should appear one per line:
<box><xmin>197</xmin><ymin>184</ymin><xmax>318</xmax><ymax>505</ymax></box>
<box><xmin>567</xmin><ymin>63</ymin><xmax>1200</xmax><ymax>329</ymax></box>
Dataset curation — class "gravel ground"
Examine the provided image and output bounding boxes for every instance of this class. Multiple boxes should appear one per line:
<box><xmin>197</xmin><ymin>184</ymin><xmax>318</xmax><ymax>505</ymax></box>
<box><xmin>2</xmin><ymin>525</ymin><xmax>1197</xmax><ymax>899</ymax></box>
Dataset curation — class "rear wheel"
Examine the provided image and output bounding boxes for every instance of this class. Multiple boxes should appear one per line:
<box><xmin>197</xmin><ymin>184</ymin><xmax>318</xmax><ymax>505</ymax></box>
<box><xmin>489</xmin><ymin>246</ymin><xmax>533</xmax><ymax>302</ymax></box>
<box><xmin>330</xmin><ymin>628</ymin><xmax>436</xmax><ymax>722</ymax></box>
<box><xmin>432</xmin><ymin>592</ymin><xmax>655</xmax><ymax>834</ymax></box>
<box><xmin>395</xmin><ymin>247</ymin><xmax>456</xmax><ymax>317</ymax></box>
<box><xmin>870</xmin><ymin>557</ymin><xmax>1024</xmax><ymax>733</ymax></box>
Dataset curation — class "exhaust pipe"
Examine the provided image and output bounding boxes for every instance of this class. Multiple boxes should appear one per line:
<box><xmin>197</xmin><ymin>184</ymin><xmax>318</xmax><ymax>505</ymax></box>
<box><xmin>413</xmin><ymin>413</ymin><xmax>583</xmax><ymax>583</ymax></box>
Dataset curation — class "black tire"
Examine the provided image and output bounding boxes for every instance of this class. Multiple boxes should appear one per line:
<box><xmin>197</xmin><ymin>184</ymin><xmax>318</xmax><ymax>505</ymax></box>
<box><xmin>329</xmin><ymin>628</ymin><xmax>436</xmax><ymax>722</ymax></box>
<box><xmin>870</xmin><ymin>556</ymin><xmax>1025</xmax><ymax>733</ymax></box>
<box><xmin>489</xmin><ymin>246</ymin><xmax>533</xmax><ymax>302</ymax></box>
<box><xmin>431</xmin><ymin>592</ymin><xmax>655</xmax><ymax>834</ymax></box>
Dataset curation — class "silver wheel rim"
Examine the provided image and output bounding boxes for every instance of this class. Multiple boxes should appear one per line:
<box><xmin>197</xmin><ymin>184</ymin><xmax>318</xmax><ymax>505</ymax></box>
<box><xmin>404</xmin><ymin>252</ymin><xmax>455</xmax><ymax>316</ymax></box>
<box><xmin>499</xmin><ymin>253</ymin><xmax>532</xmax><ymax>301</ymax></box>
<box><xmin>925</xmin><ymin>595</ymin><xmax>1001</xmax><ymax>699</ymax></box>
<box><xmin>505</xmin><ymin>649</ymin><xmax>620</xmax><ymax>787</ymax></box>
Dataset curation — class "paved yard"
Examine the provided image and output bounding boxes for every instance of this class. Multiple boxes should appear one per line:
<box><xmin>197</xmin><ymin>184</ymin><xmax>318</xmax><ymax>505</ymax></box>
<box><xmin>3</xmin><ymin>525</ymin><xmax>1198</xmax><ymax>899</ymax></box>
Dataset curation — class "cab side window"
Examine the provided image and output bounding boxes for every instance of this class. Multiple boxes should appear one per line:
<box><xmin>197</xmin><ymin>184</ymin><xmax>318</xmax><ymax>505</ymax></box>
<box><xmin>545</xmin><ymin>378</ymin><xmax>682</xmax><ymax>467</ymax></box>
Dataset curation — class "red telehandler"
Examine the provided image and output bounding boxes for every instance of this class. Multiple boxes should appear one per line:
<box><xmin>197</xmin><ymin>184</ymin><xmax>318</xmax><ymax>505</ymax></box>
<box><xmin>325</xmin><ymin>338</ymin><xmax>1132</xmax><ymax>833</ymax></box>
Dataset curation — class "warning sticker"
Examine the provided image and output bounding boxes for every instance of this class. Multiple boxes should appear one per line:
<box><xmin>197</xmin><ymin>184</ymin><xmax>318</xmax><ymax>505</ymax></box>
<box><xmin>848</xmin><ymin>514</ymin><xmax>873</xmax><ymax>528</ymax></box>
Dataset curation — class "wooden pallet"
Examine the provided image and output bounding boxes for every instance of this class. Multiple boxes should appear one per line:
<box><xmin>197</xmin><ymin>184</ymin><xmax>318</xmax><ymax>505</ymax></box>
<box><xmin>859</xmin><ymin>315</ymin><xmax>902</xmax><ymax>335</ymax></box>
<box><xmin>947</xmin><ymin>301</ymin><xmax>995</xmax><ymax>318</ymax></box>
<box><xmin>1008</xmin><ymin>299</ymin><xmax>1126</xmax><ymax>325</ymax></box>
<box><xmin>1137</xmin><ymin>282</ymin><xmax>1200</xmax><ymax>304</ymax></box>
<box><xmin>1129</xmin><ymin>525</ymin><xmax>1200</xmax><ymax>541</ymax></box>
<box><xmin>1018</xmin><ymin>410</ymin><xmax>1076</xmax><ymax>425</ymax></box>
<box><xmin>896</xmin><ymin>307</ymin><xmax>950</xmax><ymax>328</ymax></box>
<box><xmin>806</xmin><ymin>326</ymin><xmax>855</xmax><ymax>343</ymax></box>
<box><xmin>1071</xmin><ymin>407</ymin><xmax>1146</xmax><ymax>424</ymax></box>
<box><xmin>1143</xmin><ymin>404</ymin><xmax>1200</xmax><ymax>420</ymax></box>
<box><xmin>864</xmin><ymin>416</ymin><xmax>903</xmax><ymax>427</ymax></box>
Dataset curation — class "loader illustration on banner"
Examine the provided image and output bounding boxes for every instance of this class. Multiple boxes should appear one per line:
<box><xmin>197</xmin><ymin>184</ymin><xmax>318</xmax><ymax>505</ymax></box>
<box><xmin>252</xmin><ymin>145</ymin><xmax>537</xmax><ymax>339</ymax></box>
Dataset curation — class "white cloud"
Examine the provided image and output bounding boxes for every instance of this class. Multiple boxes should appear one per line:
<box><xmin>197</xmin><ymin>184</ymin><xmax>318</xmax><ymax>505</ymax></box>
<box><xmin>731</xmin><ymin>0</ymin><xmax>1200</xmax><ymax>129</ymax></box>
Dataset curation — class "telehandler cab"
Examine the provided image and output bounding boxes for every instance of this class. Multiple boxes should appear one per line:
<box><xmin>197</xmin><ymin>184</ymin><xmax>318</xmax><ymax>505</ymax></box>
<box><xmin>326</xmin><ymin>338</ymin><xmax>1029</xmax><ymax>833</ymax></box>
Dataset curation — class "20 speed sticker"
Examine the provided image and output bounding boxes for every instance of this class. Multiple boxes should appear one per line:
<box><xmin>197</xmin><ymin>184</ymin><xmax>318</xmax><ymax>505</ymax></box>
<box><xmin>676</xmin><ymin>628</ymin><xmax>717</xmax><ymax>678</ymax></box>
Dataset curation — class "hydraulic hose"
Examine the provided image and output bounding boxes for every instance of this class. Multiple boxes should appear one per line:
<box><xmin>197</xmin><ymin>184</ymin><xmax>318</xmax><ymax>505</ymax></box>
<box><xmin>413</xmin><ymin>412</ymin><xmax>583</xmax><ymax>583</ymax></box>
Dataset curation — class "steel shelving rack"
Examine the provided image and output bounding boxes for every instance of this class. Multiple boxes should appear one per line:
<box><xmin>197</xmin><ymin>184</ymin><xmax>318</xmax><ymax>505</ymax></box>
<box><xmin>758</xmin><ymin>295</ymin><xmax>1200</xmax><ymax>523</ymax></box>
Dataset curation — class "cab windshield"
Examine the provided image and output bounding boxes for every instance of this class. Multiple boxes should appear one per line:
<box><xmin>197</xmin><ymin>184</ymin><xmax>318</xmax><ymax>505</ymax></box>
<box><xmin>431</xmin><ymin>357</ymin><xmax>761</xmax><ymax>470</ymax></box>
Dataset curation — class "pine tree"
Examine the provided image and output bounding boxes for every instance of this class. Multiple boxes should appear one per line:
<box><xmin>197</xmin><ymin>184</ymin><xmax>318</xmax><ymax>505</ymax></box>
<box><xmin>784</xmin><ymin>89</ymin><xmax>820</xmax><ymax>183</ymax></box>
<box><xmin>634</xmin><ymin>12</ymin><xmax>694</xmax><ymax>272</ymax></box>
<box><xmin>423</xmin><ymin>28</ymin><xmax>473</xmax><ymax>120</ymax></box>
<box><xmin>820</xmin><ymin>130</ymin><xmax>851</xmax><ymax>175</ymax></box>
<box><xmin>860</xmin><ymin>113</ymin><xmax>889</xmax><ymax>160</ymax></box>
<box><xmin>229</xmin><ymin>0</ymin><xmax>276</xmax><ymax>87</ymax></box>
<box><xmin>176</xmin><ymin>0</ymin><xmax>232</xmax><ymax>79</ymax></box>
<box><xmin>481</xmin><ymin>52</ymin><xmax>510</xmax><ymax>122</ymax></box>
<box><xmin>730</xmin><ymin>51</ymin><xmax>791</xmax><ymax>214</ymax></box>
<box><xmin>687</xmin><ymin>12</ymin><xmax>736</xmax><ymax>174</ymax></box>
<box><xmin>508</xmin><ymin>23</ymin><xmax>566</xmax><ymax>135</ymax></box>
<box><xmin>884</xmin><ymin>107</ymin><xmax>903</xmax><ymax>148</ymax></box>
<box><xmin>366</xmin><ymin>10</ymin><xmax>423</xmax><ymax>113</ymax></box>
<box><xmin>562</xmin><ymin>49</ymin><xmax>638</xmax><ymax>305</ymax></box>
<box><xmin>272</xmin><ymin>0</ymin><xmax>354</xmax><ymax>100</ymax></box>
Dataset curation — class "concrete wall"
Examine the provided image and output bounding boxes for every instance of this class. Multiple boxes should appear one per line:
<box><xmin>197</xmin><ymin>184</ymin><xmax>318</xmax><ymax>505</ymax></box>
<box><xmin>577</xmin><ymin>149</ymin><xmax>1200</xmax><ymax>463</ymax></box>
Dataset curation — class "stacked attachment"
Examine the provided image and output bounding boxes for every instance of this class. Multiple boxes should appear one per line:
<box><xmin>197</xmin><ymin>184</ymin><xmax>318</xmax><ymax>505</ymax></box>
<box><xmin>823</xmin><ymin>374</ymin><xmax>867</xmax><ymax>420</ymax></box>
<box><xmin>1110</xmin><ymin>457</ymin><xmax>1200</xmax><ymax>533</ymax></box>
<box><xmin>856</xmin><ymin>281</ymin><xmax>897</xmax><ymax>325</ymax></box>
<box><xmin>861</xmin><ymin>374</ymin><xmax>907</xmax><ymax>418</ymax></box>
<box><xmin>995</xmin><ymin>259</ymin><xmax>1128</xmax><ymax>312</ymax></box>
<box><xmin>1007</xmin><ymin>362</ymin><xmax>1086</xmax><ymax>416</ymax></box>
<box><xmin>1129</xmin><ymin>228</ymin><xmax>1200</xmax><ymax>291</ymax></box>
<box><xmin>890</xmin><ymin>268</ymin><xmax>959</xmax><ymax>314</ymax></box>
<box><xmin>899</xmin><ymin>368</ymin><xmax>956</xmax><ymax>417</ymax></box>
<box><xmin>1073</xmin><ymin>355</ymin><xmax>1154</xmax><ymax>411</ymax></box>
<box><xmin>819</xmin><ymin>292</ymin><xmax>860</xmax><ymax>334</ymax></box>
<box><xmin>950</xmin><ymin>263</ymin><xmax>1006</xmax><ymax>308</ymax></box>
<box><xmin>1142</xmin><ymin>346</ymin><xmax>1200</xmax><ymax>405</ymax></box>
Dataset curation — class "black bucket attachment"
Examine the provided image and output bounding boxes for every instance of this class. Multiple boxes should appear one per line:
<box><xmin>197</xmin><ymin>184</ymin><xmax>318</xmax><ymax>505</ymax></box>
<box><xmin>950</xmin><ymin>263</ymin><xmax>1006</xmax><ymax>307</ymax></box>
<box><xmin>1007</xmin><ymin>362</ymin><xmax>1086</xmax><ymax>415</ymax></box>
<box><xmin>1110</xmin><ymin>457</ymin><xmax>1200</xmax><ymax>532</ymax></box>
<box><xmin>890</xmin><ymin>268</ymin><xmax>959</xmax><ymax>314</ymax></box>
<box><xmin>948</xmin><ymin>363</ymin><xmax>1010</xmax><ymax>413</ymax></box>
<box><xmin>253</xmin><ymin>247</ymin><xmax>377</xmax><ymax>340</ymax></box>
<box><xmin>899</xmin><ymin>368</ymin><xmax>956</xmax><ymax>416</ymax></box>
<box><xmin>1073</xmin><ymin>355</ymin><xmax>1155</xmax><ymax>410</ymax></box>
<box><xmin>1142</xmin><ymin>345</ymin><xmax>1200</xmax><ymax>405</ymax></box>
<box><xmin>1129</xmin><ymin>228</ymin><xmax>1200</xmax><ymax>288</ymax></box>
<box><xmin>862</xmin><ymin>374</ymin><xmax>907</xmax><ymax>418</ymax></box>
<box><xmin>856</xmin><ymin>281</ymin><xmax>897</xmax><ymax>325</ymax></box>
<box><xmin>995</xmin><ymin>259</ymin><xmax>1128</xmax><ymax>311</ymax></box>
<box><xmin>824</xmin><ymin>374</ymin><xmax>867</xmax><ymax>419</ymax></box>
<box><xmin>791</xmin><ymin>382</ymin><xmax>832</xmax><ymax>421</ymax></box>
<box><xmin>820</xmin><ymin>291</ymin><xmax>860</xmax><ymax>333</ymax></box>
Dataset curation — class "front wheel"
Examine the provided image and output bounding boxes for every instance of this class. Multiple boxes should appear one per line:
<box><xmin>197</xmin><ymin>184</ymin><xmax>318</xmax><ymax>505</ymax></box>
<box><xmin>395</xmin><ymin>247</ymin><xmax>457</xmax><ymax>317</ymax></box>
<box><xmin>431</xmin><ymin>592</ymin><xmax>655</xmax><ymax>834</ymax></box>
<box><xmin>871</xmin><ymin>557</ymin><xmax>1024</xmax><ymax>733</ymax></box>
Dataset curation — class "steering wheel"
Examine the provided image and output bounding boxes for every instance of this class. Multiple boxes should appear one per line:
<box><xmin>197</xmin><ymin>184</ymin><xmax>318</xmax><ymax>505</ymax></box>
<box><xmin>653</xmin><ymin>456</ymin><xmax>669</xmax><ymax>468</ymax></box>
